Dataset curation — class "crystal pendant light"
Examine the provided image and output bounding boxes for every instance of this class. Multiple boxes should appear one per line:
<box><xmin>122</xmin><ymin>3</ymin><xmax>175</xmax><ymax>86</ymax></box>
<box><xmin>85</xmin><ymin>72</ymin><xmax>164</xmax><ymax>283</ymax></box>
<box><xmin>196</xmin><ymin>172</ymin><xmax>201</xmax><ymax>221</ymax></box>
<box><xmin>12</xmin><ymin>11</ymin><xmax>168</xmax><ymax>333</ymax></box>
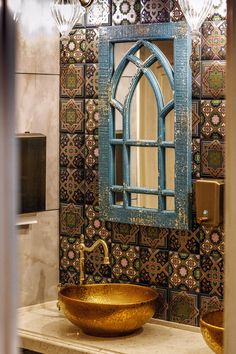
<box><xmin>178</xmin><ymin>0</ymin><xmax>214</xmax><ymax>40</ymax></box>
<box><xmin>50</xmin><ymin>0</ymin><xmax>85</xmax><ymax>45</ymax></box>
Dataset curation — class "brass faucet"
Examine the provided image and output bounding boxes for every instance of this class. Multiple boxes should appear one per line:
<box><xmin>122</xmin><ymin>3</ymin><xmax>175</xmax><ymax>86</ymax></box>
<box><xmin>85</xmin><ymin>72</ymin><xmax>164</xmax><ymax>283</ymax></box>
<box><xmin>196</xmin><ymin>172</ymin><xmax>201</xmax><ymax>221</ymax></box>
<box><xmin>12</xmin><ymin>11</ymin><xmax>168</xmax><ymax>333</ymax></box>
<box><xmin>78</xmin><ymin>234</ymin><xmax>110</xmax><ymax>285</ymax></box>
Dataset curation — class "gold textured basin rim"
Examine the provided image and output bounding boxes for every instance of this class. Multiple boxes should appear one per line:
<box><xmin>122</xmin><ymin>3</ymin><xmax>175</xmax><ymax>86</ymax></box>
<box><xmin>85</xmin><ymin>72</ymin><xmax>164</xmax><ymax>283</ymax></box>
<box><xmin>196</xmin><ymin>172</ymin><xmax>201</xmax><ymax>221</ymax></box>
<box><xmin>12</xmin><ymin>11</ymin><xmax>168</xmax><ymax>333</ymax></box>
<box><xmin>200</xmin><ymin>310</ymin><xmax>224</xmax><ymax>354</ymax></box>
<box><xmin>58</xmin><ymin>283</ymin><xmax>158</xmax><ymax>337</ymax></box>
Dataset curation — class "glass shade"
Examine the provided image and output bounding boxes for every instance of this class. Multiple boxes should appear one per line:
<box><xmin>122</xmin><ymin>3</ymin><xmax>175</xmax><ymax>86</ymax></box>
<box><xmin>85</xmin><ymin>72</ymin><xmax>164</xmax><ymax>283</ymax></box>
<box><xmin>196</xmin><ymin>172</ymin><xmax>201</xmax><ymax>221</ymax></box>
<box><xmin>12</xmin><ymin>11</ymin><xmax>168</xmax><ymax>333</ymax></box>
<box><xmin>178</xmin><ymin>0</ymin><xmax>214</xmax><ymax>40</ymax></box>
<box><xmin>50</xmin><ymin>0</ymin><xmax>85</xmax><ymax>44</ymax></box>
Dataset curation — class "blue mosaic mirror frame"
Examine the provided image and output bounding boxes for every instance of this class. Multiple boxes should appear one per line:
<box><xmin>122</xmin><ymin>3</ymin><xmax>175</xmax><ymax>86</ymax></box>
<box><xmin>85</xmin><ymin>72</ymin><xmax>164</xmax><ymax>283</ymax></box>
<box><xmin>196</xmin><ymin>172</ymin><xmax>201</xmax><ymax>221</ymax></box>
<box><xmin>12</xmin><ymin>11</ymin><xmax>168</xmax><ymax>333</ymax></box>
<box><xmin>98</xmin><ymin>22</ymin><xmax>192</xmax><ymax>230</ymax></box>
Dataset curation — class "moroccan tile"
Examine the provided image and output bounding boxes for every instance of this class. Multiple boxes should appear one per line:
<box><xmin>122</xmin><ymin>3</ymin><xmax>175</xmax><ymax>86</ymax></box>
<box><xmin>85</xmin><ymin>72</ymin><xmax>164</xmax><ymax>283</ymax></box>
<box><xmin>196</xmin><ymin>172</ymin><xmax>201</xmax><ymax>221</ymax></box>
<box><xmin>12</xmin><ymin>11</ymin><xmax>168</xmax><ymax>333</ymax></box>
<box><xmin>207</xmin><ymin>0</ymin><xmax>227</xmax><ymax>21</ymax></box>
<box><xmin>192</xmin><ymin>180</ymin><xmax>196</xmax><ymax>213</ymax></box>
<box><xmin>139</xmin><ymin>226</ymin><xmax>169</xmax><ymax>249</ymax></box>
<box><xmin>170</xmin><ymin>0</ymin><xmax>184</xmax><ymax>22</ymax></box>
<box><xmin>169</xmin><ymin>226</ymin><xmax>200</xmax><ymax>254</ymax></box>
<box><xmin>86</xmin><ymin>0</ymin><xmax>111</xmax><ymax>27</ymax></box>
<box><xmin>86</xmin><ymin>29</ymin><xmax>99</xmax><ymax>63</ymax></box>
<box><xmin>85</xmin><ymin>241</ymin><xmax>111</xmax><ymax>279</ymax></box>
<box><xmin>84</xmin><ymin>169</ymin><xmax>98</xmax><ymax>205</ymax></box>
<box><xmin>192</xmin><ymin>100</ymin><xmax>200</xmax><ymax>137</ymax></box>
<box><xmin>201</xmin><ymin>139</ymin><xmax>225</xmax><ymax>178</ymax></box>
<box><xmin>61</xmin><ymin>64</ymin><xmax>85</xmax><ymax>98</ymax></box>
<box><xmin>153</xmin><ymin>287</ymin><xmax>168</xmax><ymax>320</ymax></box>
<box><xmin>192</xmin><ymin>138</ymin><xmax>201</xmax><ymax>178</ymax></box>
<box><xmin>169</xmin><ymin>290</ymin><xmax>199</xmax><ymax>325</ymax></box>
<box><xmin>85</xmin><ymin>135</ymin><xmax>99</xmax><ymax>170</ymax></box>
<box><xmin>199</xmin><ymin>294</ymin><xmax>224</xmax><ymax>317</ymax></box>
<box><xmin>200</xmin><ymin>100</ymin><xmax>225</xmax><ymax>140</ymax></box>
<box><xmin>200</xmin><ymin>225</ymin><xmax>224</xmax><ymax>260</ymax></box>
<box><xmin>60</xmin><ymin>269</ymin><xmax>80</xmax><ymax>285</ymax></box>
<box><xmin>60</xmin><ymin>29</ymin><xmax>86</xmax><ymax>65</ymax></box>
<box><xmin>60</xmin><ymin>99</ymin><xmax>84</xmax><ymax>134</ymax></box>
<box><xmin>85</xmin><ymin>275</ymin><xmax>112</xmax><ymax>284</ymax></box>
<box><xmin>85</xmin><ymin>204</ymin><xmax>112</xmax><ymax>241</ymax></box>
<box><xmin>112</xmin><ymin>0</ymin><xmax>141</xmax><ymax>25</ymax></box>
<box><xmin>191</xmin><ymin>39</ymin><xmax>201</xmax><ymax>62</ymax></box>
<box><xmin>201</xmin><ymin>60</ymin><xmax>226</xmax><ymax>99</ymax></box>
<box><xmin>60</xmin><ymin>236</ymin><xmax>80</xmax><ymax>273</ymax></box>
<box><xmin>60</xmin><ymin>133</ymin><xmax>85</xmax><ymax>169</ymax></box>
<box><xmin>112</xmin><ymin>223</ymin><xmax>139</xmax><ymax>245</ymax></box>
<box><xmin>60</xmin><ymin>168</ymin><xmax>85</xmax><ymax>204</ymax></box>
<box><xmin>200</xmin><ymin>255</ymin><xmax>224</xmax><ymax>298</ymax></box>
<box><xmin>140</xmin><ymin>0</ymin><xmax>170</xmax><ymax>24</ymax></box>
<box><xmin>60</xmin><ymin>203</ymin><xmax>84</xmax><ymax>236</ymax></box>
<box><xmin>85</xmin><ymin>99</ymin><xmax>99</xmax><ymax>135</ymax></box>
<box><xmin>111</xmin><ymin>244</ymin><xmax>140</xmax><ymax>282</ymax></box>
<box><xmin>169</xmin><ymin>252</ymin><xmax>200</xmax><ymax>292</ymax></box>
<box><xmin>201</xmin><ymin>21</ymin><xmax>226</xmax><ymax>61</ymax></box>
<box><xmin>85</xmin><ymin>64</ymin><xmax>98</xmax><ymax>98</ymax></box>
<box><xmin>140</xmin><ymin>248</ymin><xmax>169</xmax><ymax>287</ymax></box>
<box><xmin>192</xmin><ymin>61</ymin><xmax>201</xmax><ymax>98</ymax></box>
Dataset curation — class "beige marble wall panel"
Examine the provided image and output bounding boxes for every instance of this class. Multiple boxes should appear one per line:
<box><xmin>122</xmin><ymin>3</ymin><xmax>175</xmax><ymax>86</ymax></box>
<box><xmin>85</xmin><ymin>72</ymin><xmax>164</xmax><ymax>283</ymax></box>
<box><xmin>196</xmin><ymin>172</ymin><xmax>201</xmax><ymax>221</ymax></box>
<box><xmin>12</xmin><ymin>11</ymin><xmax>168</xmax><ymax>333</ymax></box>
<box><xmin>16</xmin><ymin>0</ymin><xmax>59</xmax><ymax>75</ymax></box>
<box><xmin>18</xmin><ymin>210</ymin><xmax>59</xmax><ymax>307</ymax></box>
<box><xmin>15</xmin><ymin>74</ymin><xmax>59</xmax><ymax>210</ymax></box>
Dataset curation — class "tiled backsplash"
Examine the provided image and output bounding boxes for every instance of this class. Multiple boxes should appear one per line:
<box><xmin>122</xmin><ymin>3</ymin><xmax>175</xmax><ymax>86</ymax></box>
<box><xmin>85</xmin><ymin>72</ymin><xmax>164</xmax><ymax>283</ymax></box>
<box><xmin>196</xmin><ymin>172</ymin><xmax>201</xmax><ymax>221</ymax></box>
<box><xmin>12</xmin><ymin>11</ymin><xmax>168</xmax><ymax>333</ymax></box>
<box><xmin>59</xmin><ymin>0</ymin><xmax>226</xmax><ymax>325</ymax></box>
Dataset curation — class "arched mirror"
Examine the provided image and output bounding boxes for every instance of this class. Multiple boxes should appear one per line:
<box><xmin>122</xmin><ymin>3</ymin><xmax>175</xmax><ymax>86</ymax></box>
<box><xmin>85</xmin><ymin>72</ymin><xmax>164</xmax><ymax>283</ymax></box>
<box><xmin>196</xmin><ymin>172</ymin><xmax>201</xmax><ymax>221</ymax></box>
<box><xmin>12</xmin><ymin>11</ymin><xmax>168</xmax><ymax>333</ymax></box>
<box><xmin>99</xmin><ymin>22</ymin><xmax>192</xmax><ymax>229</ymax></box>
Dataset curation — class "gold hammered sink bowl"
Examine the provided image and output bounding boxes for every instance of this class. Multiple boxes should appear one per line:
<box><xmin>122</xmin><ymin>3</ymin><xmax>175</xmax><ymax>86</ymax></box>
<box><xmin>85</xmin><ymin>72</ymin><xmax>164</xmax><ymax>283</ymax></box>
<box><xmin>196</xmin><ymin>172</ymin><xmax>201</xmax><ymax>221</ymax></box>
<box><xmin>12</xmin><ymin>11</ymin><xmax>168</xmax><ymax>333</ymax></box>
<box><xmin>58</xmin><ymin>283</ymin><xmax>158</xmax><ymax>337</ymax></box>
<box><xmin>200</xmin><ymin>310</ymin><xmax>224</xmax><ymax>354</ymax></box>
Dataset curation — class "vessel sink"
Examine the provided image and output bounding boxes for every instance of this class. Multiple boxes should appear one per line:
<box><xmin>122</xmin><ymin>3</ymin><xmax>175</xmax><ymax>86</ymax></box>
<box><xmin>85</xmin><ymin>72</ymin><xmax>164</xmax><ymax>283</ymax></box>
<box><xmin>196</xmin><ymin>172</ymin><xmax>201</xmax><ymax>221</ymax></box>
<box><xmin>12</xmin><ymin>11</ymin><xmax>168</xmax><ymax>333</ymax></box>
<box><xmin>58</xmin><ymin>283</ymin><xmax>158</xmax><ymax>337</ymax></box>
<box><xmin>200</xmin><ymin>310</ymin><xmax>224</xmax><ymax>354</ymax></box>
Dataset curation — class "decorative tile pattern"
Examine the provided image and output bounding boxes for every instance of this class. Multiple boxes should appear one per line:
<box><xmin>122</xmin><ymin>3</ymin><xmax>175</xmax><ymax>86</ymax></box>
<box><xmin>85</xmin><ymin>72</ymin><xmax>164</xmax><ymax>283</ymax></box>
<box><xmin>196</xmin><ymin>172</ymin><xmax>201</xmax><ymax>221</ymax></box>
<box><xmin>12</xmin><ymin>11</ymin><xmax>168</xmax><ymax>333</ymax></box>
<box><xmin>61</xmin><ymin>65</ymin><xmax>84</xmax><ymax>98</ymax></box>
<box><xmin>201</xmin><ymin>21</ymin><xmax>226</xmax><ymax>60</ymax></box>
<box><xmin>85</xmin><ymin>204</ymin><xmax>112</xmax><ymax>241</ymax></box>
<box><xmin>192</xmin><ymin>61</ymin><xmax>201</xmax><ymax>98</ymax></box>
<box><xmin>192</xmin><ymin>100</ymin><xmax>200</xmax><ymax>137</ymax></box>
<box><xmin>200</xmin><ymin>256</ymin><xmax>224</xmax><ymax>297</ymax></box>
<box><xmin>169</xmin><ymin>227</ymin><xmax>200</xmax><ymax>254</ymax></box>
<box><xmin>153</xmin><ymin>287</ymin><xmax>168</xmax><ymax>320</ymax></box>
<box><xmin>61</xmin><ymin>29</ymin><xmax>86</xmax><ymax>64</ymax></box>
<box><xmin>111</xmin><ymin>244</ymin><xmax>140</xmax><ymax>282</ymax></box>
<box><xmin>60</xmin><ymin>133</ymin><xmax>85</xmax><ymax>169</ymax></box>
<box><xmin>60</xmin><ymin>168</ymin><xmax>84</xmax><ymax>204</ymax></box>
<box><xmin>140</xmin><ymin>0</ymin><xmax>170</xmax><ymax>24</ymax></box>
<box><xmin>140</xmin><ymin>248</ymin><xmax>169</xmax><ymax>287</ymax></box>
<box><xmin>200</xmin><ymin>225</ymin><xmax>224</xmax><ymax>260</ymax></box>
<box><xmin>86</xmin><ymin>0</ymin><xmax>111</xmax><ymax>26</ymax></box>
<box><xmin>60</xmin><ymin>269</ymin><xmax>80</xmax><ymax>285</ymax></box>
<box><xmin>112</xmin><ymin>223</ymin><xmax>139</xmax><ymax>245</ymax></box>
<box><xmin>202</xmin><ymin>61</ymin><xmax>226</xmax><ymax>99</ymax></box>
<box><xmin>169</xmin><ymin>290</ymin><xmax>199</xmax><ymax>325</ymax></box>
<box><xmin>85</xmin><ymin>242</ymin><xmax>111</xmax><ymax>279</ymax></box>
<box><xmin>85</xmin><ymin>135</ymin><xmax>99</xmax><ymax>170</ymax></box>
<box><xmin>60</xmin><ymin>203</ymin><xmax>84</xmax><ymax>236</ymax></box>
<box><xmin>85</xmin><ymin>64</ymin><xmax>98</xmax><ymax>98</ymax></box>
<box><xmin>200</xmin><ymin>100</ymin><xmax>225</xmax><ymax>140</ymax></box>
<box><xmin>86</xmin><ymin>29</ymin><xmax>99</xmax><ymax>63</ymax></box>
<box><xmin>169</xmin><ymin>252</ymin><xmax>200</xmax><ymax>292</ymax></box>
<box><xmin>199</xmin><ymin>294</ymin><xmax>224</xmax><ymax>317</ymax></box>
<box><xmin>85</xmin><ymin>99</ymin><xmax>99</xmax><ymax>135</ymax></box>
<box><xmin>84</xmin><ymin>169</ymin><xmax>98</xmax><ymax>205</ymax></box>
<box><xmin>60</xmin><ymin>236</ymin><xmax>80</xmax><ymax>273</ymax></box>
<box><xmin>139</xmin><ymin>226</ymin><xmax>169</xmax><ymax>249</ymax></box>
<box><xmin>60</xmin><ymin>99</ymin><xmax>84</xmax><ymax>134</ymax></box>
<box><xmin>85</xmin><ymin>275</ymin><xmax>112</xmax><ymax>284</ymax></box>
<box><xmin>191</xmin><ymin>40</ymin><xmax>201</xmax><ymax>62</ymax></box>
<box><xmin>170</xmin><ymin>0</ymin><xmax>184</xmax><ymax>22</ymax></box>
<box><xmin>207</xmin><ymin>0</ymin><xmax>227</xmax><ymax>21</ymax></box>
<box><xmin>192</xmin><ymin>138</ymin><xmax>201</xmax><ymax>178</ymax></box>
<box><xmin>201</xmin><ymin>140</ymin><xmax>225</xmax><ymax>178</ymax></box>
<box><xmin>112</xmin><ymin>0</ymin><xmax>141</xmax><ymax>25</ymax></box>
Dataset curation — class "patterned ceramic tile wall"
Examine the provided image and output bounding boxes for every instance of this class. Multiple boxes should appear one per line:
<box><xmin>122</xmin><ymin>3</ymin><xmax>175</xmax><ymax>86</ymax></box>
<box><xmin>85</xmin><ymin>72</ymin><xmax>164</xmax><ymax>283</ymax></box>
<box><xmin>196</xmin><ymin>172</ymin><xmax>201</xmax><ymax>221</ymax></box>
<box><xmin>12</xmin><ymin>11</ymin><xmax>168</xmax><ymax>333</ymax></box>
<box><xmin>59</xmin><ymin>0</ymin><xmax>226</xmax><ymax>325</ymax></box>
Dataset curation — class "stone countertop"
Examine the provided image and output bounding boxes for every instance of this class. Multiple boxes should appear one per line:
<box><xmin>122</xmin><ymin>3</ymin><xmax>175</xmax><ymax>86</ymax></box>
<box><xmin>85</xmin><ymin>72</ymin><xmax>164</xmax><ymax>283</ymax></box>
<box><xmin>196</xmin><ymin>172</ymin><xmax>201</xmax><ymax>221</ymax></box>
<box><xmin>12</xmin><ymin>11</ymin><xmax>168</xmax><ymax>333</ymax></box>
<box><xmin>18</xmin><ymin>301</ymin><xmax>212</xmax><ymax>354</ymax></box>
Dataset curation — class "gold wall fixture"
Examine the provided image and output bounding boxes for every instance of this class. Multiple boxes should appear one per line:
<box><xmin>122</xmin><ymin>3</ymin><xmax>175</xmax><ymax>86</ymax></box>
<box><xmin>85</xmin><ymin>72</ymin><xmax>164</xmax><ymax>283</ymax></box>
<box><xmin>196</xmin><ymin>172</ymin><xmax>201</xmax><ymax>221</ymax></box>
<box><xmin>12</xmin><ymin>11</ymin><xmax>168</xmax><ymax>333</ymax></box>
<box><xmin>196</xmin><ymin>179</ymin><xmax>224</xmax><ymax>227</ymax></box>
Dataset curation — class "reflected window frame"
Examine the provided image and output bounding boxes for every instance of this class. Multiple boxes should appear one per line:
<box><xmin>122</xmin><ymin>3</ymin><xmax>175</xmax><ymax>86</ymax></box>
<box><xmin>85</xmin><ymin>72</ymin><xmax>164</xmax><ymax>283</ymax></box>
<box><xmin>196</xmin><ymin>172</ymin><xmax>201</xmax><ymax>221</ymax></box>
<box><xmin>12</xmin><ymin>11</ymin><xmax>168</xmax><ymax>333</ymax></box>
<box><xmin>98</xmin><ymin>22</ymin><xmax>192</xmax><ymax>230</ymax></box>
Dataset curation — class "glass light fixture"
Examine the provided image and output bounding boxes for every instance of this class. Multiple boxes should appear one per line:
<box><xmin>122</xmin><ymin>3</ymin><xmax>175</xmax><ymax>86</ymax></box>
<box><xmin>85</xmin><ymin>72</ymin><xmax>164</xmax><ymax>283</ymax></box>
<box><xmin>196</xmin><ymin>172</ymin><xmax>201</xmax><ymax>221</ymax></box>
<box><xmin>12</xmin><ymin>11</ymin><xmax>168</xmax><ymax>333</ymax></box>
<box><xmin>8</xmin><ymin>0</ymin><xmax>22</xmax><ymax>21</ymax></box>
<box><xmin>178</xmin><ymin>0</ymin><xmax>214</xmax><ymax>40</ymax></box>
<box><xmin>50</xmin><ymin>0</ymin><xmax>86</xmax><ymax>45</ymax></box>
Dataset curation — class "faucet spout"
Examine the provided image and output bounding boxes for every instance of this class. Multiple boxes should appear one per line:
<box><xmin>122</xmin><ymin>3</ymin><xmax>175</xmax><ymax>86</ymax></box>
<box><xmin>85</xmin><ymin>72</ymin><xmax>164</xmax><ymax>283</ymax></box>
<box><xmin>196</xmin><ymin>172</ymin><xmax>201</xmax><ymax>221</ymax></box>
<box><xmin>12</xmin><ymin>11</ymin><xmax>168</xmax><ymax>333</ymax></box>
<box><xmin>79</xmin><ymin>234</ymin><xmax>110</xmax><ymax>285</ymax></box>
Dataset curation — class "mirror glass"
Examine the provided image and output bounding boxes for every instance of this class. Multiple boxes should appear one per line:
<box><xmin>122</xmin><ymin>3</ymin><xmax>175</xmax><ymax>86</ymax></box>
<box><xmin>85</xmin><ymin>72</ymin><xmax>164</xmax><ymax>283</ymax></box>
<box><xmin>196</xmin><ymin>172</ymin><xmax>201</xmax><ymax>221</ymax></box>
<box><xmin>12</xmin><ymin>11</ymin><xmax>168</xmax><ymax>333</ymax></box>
<box><xmin>113</xmin><ymin>40</ymin><xmax>175</xmax><ymax>210</ymax></box>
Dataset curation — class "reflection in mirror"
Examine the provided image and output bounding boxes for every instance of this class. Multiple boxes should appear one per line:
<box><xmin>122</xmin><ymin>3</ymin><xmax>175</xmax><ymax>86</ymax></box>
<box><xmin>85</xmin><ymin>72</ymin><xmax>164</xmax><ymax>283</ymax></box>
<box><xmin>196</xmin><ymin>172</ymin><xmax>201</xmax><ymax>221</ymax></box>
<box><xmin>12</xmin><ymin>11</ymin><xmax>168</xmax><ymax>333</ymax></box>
<box><xmin>113</xmin><ymin>40</ymin><xmax>175</xmax><ymax>210</ymax></box>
